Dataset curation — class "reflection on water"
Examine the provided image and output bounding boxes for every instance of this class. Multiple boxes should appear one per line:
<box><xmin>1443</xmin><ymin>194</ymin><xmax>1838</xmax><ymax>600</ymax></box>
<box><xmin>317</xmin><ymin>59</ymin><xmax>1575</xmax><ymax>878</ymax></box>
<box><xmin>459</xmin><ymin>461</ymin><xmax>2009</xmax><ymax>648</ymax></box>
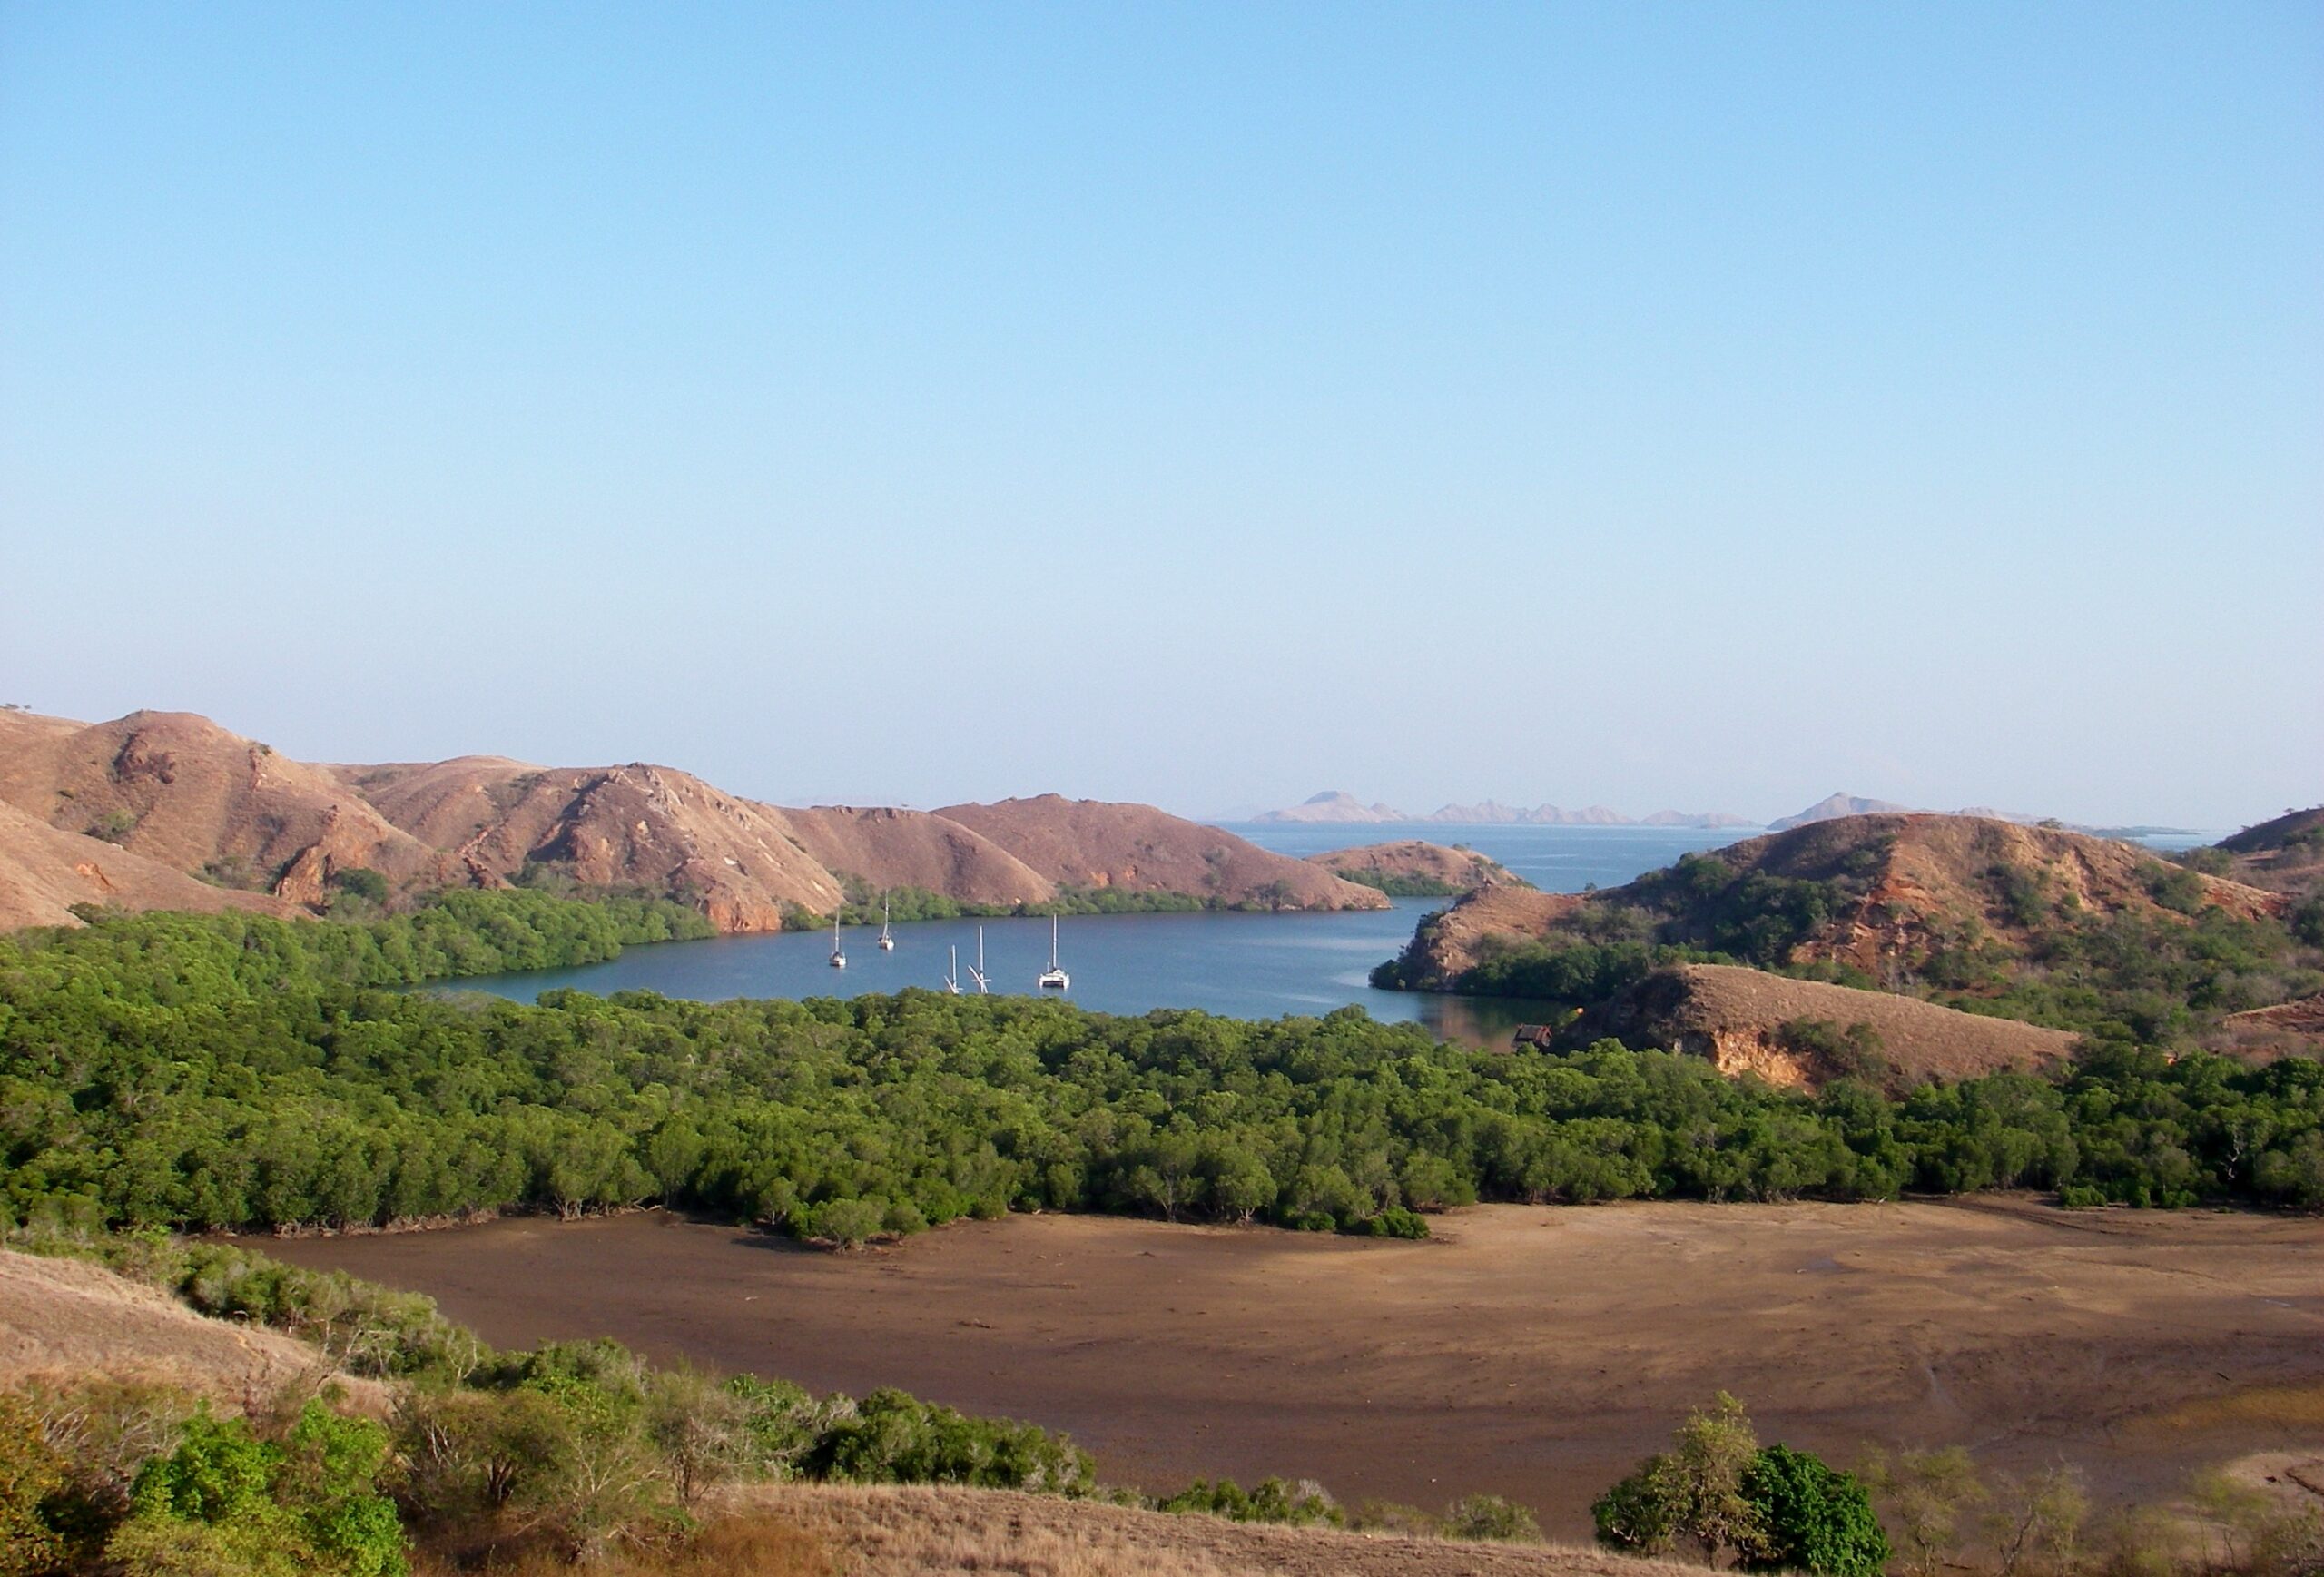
<box><xmin>443</xmin><ymin>820</ymin><xmax>2210</xmax><ymax>1048</ymax></box>
<box><xmin>445</xmin><ymin>826</ymin><xmax>1766</xmax><ymax>1048</ymax></box>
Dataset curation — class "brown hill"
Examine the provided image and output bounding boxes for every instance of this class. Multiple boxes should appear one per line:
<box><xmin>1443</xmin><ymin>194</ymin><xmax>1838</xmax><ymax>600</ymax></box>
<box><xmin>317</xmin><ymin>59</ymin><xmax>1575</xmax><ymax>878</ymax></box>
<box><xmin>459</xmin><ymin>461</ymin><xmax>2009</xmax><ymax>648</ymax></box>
<box><xmin>937</xmin><ymin>795</ymin><xmax>1388</xmax><ymax>911</ymax></box>
<box><xmin>2221</xmin><ymin>806</ymin><xmax>2324</xmax><ymax>856</ymax></box>
<box><xmin>1302</xmin><ymin>840</ymin><xmax>1520</xmax><ymax>894</ymax></box>
<box><xmin>1571</xmin><ymin>963</ymin><xmax>2079</xmax><ymax>1091</ymax></box>
<box><xmin>0</xmin><ymin>709</ymin><xmax>445</xmax><ymax>906</ymax></box>
<box><xmin>0</xmin><ymin>798</ymin><xmax>290</xmax><ymax>931</ymax></box>
<box><xmin>782</xmin><ymin>805</ymin><xmax>1055</xmax><ymax>907</ymax></box>
<box><xmin>2211</xmin><ymin>806</ymin><xmax>2324</xmax><ymax>897</ymax></box>
<box><xmin>1382</xmin><ymin>814</ymin><xmax>2284</xmax><ymax>1009</ymax></box>
<box><xmin>1</xmin><ymin>707</ymin><xmax>1406</xmax><ymax>931</ymax></box>
<box><xmin>2221</xmin><ymin>993</ymin><xmax>2324</xmax><ymax>1060</ymax></box>
<box><xmin>342</xmin><ymin>756</ymin><xmax>845</xmax><ymax>931</ymax></box>
<box><xmin>1732</xmin><ymin>814</ymin><xmax>2280</xmax><ymax>975</ymax></box>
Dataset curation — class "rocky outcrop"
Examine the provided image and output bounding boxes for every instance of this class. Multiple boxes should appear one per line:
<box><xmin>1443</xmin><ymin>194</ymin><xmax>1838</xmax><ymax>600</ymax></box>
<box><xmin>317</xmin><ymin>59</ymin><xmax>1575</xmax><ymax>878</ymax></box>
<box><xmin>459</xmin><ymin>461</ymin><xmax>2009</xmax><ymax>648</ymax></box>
<box><xmin>1571</xmin><ymin>963</ymin><xmax>2079</xmax><ymax>1091</ymax></box>
<box><xmin>1378</xmin><ymin>883</ymin><xmax>1585</xmax><ymax>987</ymax></box>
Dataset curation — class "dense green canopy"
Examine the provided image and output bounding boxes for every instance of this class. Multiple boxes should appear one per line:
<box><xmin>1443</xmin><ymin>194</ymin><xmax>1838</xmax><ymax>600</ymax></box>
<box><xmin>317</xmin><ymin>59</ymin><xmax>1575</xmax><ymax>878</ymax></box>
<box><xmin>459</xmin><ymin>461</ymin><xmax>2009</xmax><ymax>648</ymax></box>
<box><xmin>1</xmin><ymin>900</ymin><xmax>2319</xmax><ymax>1238</ymax></box>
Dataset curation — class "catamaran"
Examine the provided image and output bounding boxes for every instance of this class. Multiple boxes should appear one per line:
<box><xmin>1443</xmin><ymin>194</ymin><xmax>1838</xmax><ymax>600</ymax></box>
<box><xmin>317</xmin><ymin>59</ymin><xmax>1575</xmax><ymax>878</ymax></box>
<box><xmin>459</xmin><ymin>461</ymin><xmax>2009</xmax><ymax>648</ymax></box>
<box><xmin>1037</xmin><ymin>912</ymin><xmax>1069</xmax><ymax>991</ymax></box>
<box><xmin>828</xmin><ymin>912</ymin><xmax>846</xmax><ymax>970</ymax></box>
<box><xmin>877</xmin><ymin>894</ymin><xmax>895</xmax><ymax>951</ymax></box>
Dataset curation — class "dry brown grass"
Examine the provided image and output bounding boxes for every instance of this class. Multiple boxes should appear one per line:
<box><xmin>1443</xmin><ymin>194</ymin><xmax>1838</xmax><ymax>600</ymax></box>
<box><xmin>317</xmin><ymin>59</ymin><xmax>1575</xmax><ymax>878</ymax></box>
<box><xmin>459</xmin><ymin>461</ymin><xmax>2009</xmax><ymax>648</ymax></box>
<box><xmin>2138</xmin><ymin>1384</ymin><xmax>2324</xmax><ymax>1438</ymax></box>
<box><xmin>740</xmin><ymin>1483</ymin><xmax>1712</xmax><ymax>1577</ymax></box>
<box><xmin>410</xmin><ymin>1515</ymin><xmax>832</xmax><ymax>1577</ymax></box>
<box><xmin>0</xmin><ymin>1249</ymin><xmax>388</xmax><ymax>1414</ymax></box>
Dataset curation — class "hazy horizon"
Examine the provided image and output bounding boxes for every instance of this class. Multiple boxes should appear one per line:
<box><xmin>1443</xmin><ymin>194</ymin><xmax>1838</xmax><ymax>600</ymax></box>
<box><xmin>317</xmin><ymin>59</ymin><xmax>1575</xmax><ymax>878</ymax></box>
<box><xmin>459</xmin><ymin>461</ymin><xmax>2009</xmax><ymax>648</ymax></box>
<box><xmin>5</xmin><ymin>5</ymin><xmax>2318</xmax><ymax>829</ymax></box>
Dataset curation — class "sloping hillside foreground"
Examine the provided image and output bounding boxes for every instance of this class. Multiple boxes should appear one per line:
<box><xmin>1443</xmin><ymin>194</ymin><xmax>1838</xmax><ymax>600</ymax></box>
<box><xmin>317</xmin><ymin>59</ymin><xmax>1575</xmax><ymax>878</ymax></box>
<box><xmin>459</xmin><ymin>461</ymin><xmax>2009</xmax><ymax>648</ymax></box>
<box><xmin>745</xmin><ymin>1483</ymin><xmax>1708</xmax><ymax>1577</ymax></box>
<box><xmin>0</xmin><ymin>1244</ymin><xmax>1712</xmax><ymax>1577</ymax></box>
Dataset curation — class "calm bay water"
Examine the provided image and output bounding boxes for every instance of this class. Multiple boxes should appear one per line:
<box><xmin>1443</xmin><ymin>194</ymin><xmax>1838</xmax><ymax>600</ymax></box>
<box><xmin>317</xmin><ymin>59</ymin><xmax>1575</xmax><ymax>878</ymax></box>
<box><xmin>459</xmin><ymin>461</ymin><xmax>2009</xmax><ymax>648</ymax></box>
<box><xmin>444</xmin><ymin>824</ymin><xmax>1758</xmax><ymax>1045</ymax></box>
<box><xmin>448</xmin><ymin>821</ymin><xmax>2211</xmax><ymax>1045</ymax></box>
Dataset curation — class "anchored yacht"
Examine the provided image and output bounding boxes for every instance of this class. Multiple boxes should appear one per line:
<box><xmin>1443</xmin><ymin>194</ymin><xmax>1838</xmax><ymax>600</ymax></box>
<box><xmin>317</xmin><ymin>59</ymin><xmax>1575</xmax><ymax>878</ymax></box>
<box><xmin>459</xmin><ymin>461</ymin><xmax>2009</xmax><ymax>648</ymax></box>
<box><xmin>1037</xmin><ymin>912</ymin><xmax>1070</xmax><ymax>991</ymax></box>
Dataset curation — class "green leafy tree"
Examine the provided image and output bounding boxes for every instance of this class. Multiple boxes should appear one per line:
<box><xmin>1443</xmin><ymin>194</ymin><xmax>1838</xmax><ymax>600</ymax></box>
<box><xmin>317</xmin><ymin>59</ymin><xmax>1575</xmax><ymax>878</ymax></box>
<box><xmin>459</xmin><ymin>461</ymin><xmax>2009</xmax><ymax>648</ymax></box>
<box><xmin>1740</xmin><ymin>1444</ymin><xmax>1889</xmax><ymax>1575</ymax></box>
<box><xmin>1592</xmin><ymin>1392</ymin><xmax>1763</xmax><ymax>1561</ymax></box>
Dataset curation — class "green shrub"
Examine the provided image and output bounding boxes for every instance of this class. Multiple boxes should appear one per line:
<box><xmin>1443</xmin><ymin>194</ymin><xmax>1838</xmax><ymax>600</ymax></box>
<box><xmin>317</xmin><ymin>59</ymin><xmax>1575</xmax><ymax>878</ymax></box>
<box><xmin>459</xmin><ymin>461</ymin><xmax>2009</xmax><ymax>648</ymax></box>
<box><xmin>0</xmin><ymin>1393</ymin><xmax>67</xmax><ymax>1576</ymax></box>
<box><xmin>327</xmin><ymin>868</ymin><xmax>391</xmax><ymax>905</ymax></box>
<box><xmin>116</xmin><ymin>1401</ymin><xmax>405</xmax><ymax>1577</ymax></box>
<box><xmin>1365</xmin><ymin>1207</ymin><xmax>1430</xmax><ymax>1239</ymax></box>
<box><xmin>1443</xmin><ymin>1492</ymin><xmax>1541</xmax><ymax>1542</ymax></box>
<box><xmin>1740</xmin><ymin>1444</ymin><xmax>1890</xmax><ymax>1576</ymax></box>
<box><xmin>805</xmin><ymin>1389</ymin><xmax>1094</xmax><ymax>1496</ymax></box>
<box><xmin>2143</xmin><ymin>864</ymin><xmax>2207</xmax><ymax>916</ymax></box>
<box><xmin>1157</xmin><ymin>1475</ymin><xmax>1342</xmax><ymax>1527</ymax></box>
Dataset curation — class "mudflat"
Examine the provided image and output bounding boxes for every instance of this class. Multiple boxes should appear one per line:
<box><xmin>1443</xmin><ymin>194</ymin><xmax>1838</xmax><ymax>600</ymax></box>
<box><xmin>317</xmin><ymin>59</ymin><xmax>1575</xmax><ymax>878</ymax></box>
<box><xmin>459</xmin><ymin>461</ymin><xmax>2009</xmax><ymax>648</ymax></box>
<box><xmin>254</xmin><ymin>1198</ymin><xmax>2324</xmax><ymax>1537</ymax></box>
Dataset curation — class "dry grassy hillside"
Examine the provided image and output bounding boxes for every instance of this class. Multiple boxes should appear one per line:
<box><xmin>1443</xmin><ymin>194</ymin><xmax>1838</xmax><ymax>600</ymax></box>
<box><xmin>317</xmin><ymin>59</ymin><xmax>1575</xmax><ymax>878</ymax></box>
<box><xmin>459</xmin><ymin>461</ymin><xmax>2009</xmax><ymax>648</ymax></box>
<box><xmin>0</xmin><ymin>1250</ymin><xmax>379</xmax><ymax>1410</ymax></box>
<box><xmin>1303</xmin><ymin>840</ymin><xmax>1519</xmax><ymax>894</ymax></box>
<box><xmin>782</xmin><ymin>805</ymin><xmax>1056</xmax><ymax>907</ymax></box>
<box><xmin>0</xmin><ymin>798</ymin><xmax>291</xmax><ymax>931</ymax></box>
<box><xmin>1735</xmin><ymin>814</ymin><xmax>2280</xmax><ymax>975</ymax></box>
<box><xmin>2211</xmin><ymin>806</ymin><xmax>2324</xmax><ymax>897</ymax></box>
<box><xmin>746</xmin><ymin>1483</ymin><xmax>1710</xmax><ymax>1577</ymax></box>
<box><xmin>938</xmin><ymin>795</ymin><xmax>1388</xmax><ymax>911</ymax></box>
<box><xmin>341</xmin><ymin>755</ymin><xmax>844</xmax><ymax>930</ymax></box>
<box><xmin>1571</xmin><ymin>963</ymin><xmax>2079</xmax><ymax>1090</ymax></box>
<box><xmin>2222</xmin><ymin>993</ymin><xmax>2324</xmax><ymax>1059</ymax></box>
<box><xmin>1393</xmin><ymin>813</ymin><xmax>2281</xmax><ymax>990</ymax></box>
<box><xmin>0</xmin><ymin>710</ymin><xmax>446</xmax><ymax>905</ymax></box>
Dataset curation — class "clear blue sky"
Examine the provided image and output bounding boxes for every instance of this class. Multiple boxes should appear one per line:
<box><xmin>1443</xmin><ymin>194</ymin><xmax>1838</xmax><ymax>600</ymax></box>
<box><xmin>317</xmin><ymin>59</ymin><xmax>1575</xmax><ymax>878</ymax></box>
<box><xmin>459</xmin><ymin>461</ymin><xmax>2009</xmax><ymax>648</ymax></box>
<box><xmin>3</xmin><ymin>4</ymin><xmax>2317</xmax><ymax>827</ymax></box>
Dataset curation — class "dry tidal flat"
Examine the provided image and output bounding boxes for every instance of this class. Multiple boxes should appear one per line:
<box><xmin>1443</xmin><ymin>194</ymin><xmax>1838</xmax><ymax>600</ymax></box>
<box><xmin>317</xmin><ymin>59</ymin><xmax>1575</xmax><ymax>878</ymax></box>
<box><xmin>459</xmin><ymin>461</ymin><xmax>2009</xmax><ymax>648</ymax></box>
<box><xmin>256</xmin><ymin>1198</ymin><xmax>2324</xmax><ymax>1538</ymax></box>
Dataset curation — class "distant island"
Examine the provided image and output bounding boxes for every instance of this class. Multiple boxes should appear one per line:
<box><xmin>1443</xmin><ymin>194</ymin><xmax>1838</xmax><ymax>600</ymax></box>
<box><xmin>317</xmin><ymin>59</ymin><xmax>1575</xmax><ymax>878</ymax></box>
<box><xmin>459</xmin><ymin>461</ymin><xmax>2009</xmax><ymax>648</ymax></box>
<box><xmin>1257</xmin><ymin>787</ymin><xmax>2198</xmax><ymax>838</ymax></box>
<box><xmin>1252</xmin><ymin>790</ymin><xmax>1757</xmax><ymax>830</ymax></box>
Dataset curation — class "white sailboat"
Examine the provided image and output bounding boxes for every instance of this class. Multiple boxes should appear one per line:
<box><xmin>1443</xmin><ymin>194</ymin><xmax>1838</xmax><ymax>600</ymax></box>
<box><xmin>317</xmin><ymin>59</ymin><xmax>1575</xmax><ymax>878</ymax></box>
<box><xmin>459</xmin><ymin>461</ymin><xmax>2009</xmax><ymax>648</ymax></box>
<box><xmin>828</xmin><ymin>911</ymin><xmax>846</xmax><ymax>970</ymax></box>
<box><xmin>966</xmin><ymin>926</ymin><xmax>990</xmax><ymax>994</ymax></box>
<box><xmin>1037</xmin><ymin>912</ymin><xmax>1069</xmax><ymax>991</ymax></box>
<box><xmin>942</xmin><ymin>943</ymin><xmax>961</xmax><ymax>994</ymax></box>
<box><xmin>877</xmin><ymin>894</ymin><xmax>895</xmax><ymax>951</ymax></box>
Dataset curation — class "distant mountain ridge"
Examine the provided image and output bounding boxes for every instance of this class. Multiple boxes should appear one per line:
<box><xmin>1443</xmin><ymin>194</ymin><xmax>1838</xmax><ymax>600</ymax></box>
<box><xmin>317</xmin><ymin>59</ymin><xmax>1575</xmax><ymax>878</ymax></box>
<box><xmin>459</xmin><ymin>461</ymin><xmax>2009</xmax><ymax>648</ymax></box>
<box><xmin>0</xmin><ymin>708</ymin><xmax>1385</xmax><ymax>931</ymax></box>
<box><xmin>1252</xmin><ymin>790</ymin><xmax>1755</xmax><ymax>829</ymax></box>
